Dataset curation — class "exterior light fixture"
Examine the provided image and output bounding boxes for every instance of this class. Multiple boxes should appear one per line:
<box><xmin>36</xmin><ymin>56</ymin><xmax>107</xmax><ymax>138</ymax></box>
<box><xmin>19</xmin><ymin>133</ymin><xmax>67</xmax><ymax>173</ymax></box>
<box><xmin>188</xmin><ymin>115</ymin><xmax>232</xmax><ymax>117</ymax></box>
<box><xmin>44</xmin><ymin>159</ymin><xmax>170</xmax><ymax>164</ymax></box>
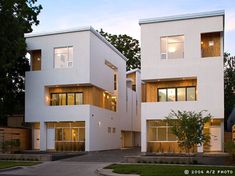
<box><xmin>209</xmin><ymin>41</ymin><xmax>214</xmax><ymax>46</ymax></box>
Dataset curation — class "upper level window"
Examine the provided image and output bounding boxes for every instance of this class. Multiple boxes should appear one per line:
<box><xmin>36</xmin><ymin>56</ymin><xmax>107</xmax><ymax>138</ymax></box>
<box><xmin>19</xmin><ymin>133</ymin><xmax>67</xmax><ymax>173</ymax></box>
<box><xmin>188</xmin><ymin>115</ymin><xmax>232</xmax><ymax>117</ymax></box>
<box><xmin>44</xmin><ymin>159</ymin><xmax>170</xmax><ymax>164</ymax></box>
<box><xmin>51</xmin><ymin>92</ymin><xmax>83</xmax><ymax>106</ymax></box>
<box><xmin>161</xmin><ymin>35</ymin><xmax>184</xmax><ymax>59</ymax></box>
<box><xmin>201</xmin><ymin>32</ymin><xmax>221</xmax><ymax>58</ymax></box>
<box><xmin>54</xmin><ymin>46</ymin><xmax>73</xmax><ymax>68</ymax></box>
<box><xmin>158</xmin><ymin>86</ymin><xmax>196</xmax><ymax>102</ymax></box>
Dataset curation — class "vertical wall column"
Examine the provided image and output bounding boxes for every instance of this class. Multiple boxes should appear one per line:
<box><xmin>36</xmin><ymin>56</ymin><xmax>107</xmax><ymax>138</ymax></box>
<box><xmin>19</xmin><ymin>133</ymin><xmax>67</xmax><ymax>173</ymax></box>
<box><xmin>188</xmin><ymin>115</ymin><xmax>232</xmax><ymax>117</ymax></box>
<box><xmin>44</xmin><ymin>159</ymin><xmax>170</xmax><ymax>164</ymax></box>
<box><xmin>141</xmin><ymin>118</ymin><xmax>147</xmax><ymax>152</ymax></box>
<box><xmin>40</xmin><ymin>121</ymin><xmax>47</xmax><ymax>151</ymax></box>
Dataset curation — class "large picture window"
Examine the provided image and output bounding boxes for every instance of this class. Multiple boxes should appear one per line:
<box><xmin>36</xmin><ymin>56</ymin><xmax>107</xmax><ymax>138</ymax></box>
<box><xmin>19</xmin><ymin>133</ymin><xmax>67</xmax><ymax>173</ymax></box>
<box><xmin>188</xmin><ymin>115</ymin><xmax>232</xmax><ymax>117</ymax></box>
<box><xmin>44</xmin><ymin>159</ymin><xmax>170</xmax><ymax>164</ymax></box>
<box><xmin>55</xmin><ymin>127</ymin><xmax>85</xmax><ymax>142</ymax></box>
<box><xmin>51</xmin><ymin>92</ymin><xmax>83</xmax><ymax>106</ymax></box>
<box><xmin>161</xmin><ymin>35</ymin><xmax>184</xmax><ymax>59</ymax></box>
<box><xmin>158</xmin><ymin>87</ymin><xmax>196</xmax><ymax>102</ymax></box>
<box><xmin>147</xmin><ymin>120</ymin><xmax>177</xmax><ymax>142</ymax></box>
<box><xmin>54</xmin><ymin>46</ymin><xmax>73</xmax><ymax>68</ymax></box>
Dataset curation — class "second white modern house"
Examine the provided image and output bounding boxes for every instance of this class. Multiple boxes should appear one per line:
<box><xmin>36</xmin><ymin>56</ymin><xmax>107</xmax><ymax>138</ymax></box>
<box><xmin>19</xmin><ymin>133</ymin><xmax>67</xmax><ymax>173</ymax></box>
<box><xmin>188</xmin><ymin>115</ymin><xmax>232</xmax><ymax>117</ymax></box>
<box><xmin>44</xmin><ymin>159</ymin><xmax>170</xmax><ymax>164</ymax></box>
<box><xmin>140</xmin><ymin>10</ymin><xmax>224</xmax><ymax>153</ymax></box>
<box><xmin>25</xmin><ymin>27</ymin><xmax>141</xmax><ymax>151</ymax></box>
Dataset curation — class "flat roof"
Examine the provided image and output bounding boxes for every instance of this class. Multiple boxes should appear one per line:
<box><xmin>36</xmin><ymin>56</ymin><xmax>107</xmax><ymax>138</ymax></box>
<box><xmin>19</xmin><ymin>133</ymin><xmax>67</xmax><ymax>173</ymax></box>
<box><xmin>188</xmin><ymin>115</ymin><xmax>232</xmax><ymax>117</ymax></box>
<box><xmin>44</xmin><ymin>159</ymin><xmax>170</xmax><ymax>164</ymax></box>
<box><xmin>139</xmin><ymin>10</ymin><xmax>224</xmax><ymax>25</ymax></box>
<box><xmin>24</xmin><ymin>26</ymin><xmax>127</xmax><ymax>61</ymax></box>
<box><xmin>126</xmin><ymin>68</ymin><xmax>141</xmax><ymax>75</ymax></box>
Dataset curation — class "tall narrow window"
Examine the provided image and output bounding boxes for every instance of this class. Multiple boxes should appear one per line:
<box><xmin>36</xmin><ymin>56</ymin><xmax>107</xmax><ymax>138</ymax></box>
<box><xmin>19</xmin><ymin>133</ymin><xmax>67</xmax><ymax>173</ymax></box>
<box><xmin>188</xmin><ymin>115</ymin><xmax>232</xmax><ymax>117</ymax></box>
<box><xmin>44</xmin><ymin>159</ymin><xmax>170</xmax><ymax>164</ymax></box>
<box><xmin>114</xmin><ymin>74</ymin><xmax>117</xmax><ymax>90</ymax></box>
<box><xmin>167</xmin><ymin>88</ymin><xmax>176</xmax><ymax>101</ymax></box>
<box><xmin>67</xmin><ymin>93</ymin><xmax>75</xmax><ymax>105</ymax></box>
<box><xmin>161</xmin><ymin>35</ymin><xmax>184</xmax><ymax>59</ymax></box>
<box><xmin>54</xmin><ymin>46</ymin><xmax>73</xmax><ymax>68</ymax></box>
<box><xmin>177</xmin><ymin>87</ymin><xmax>186</xmax><ymax>101</ymax></box>
<box><xmin>58</xmin><ymin>93</ymin><xmax>66</xmax><ymax>105</ymax></box>
<box><xmin>158</xmin><ymin>89</ymin><xmax>167</xmax><ymax>102</ymax></box>
<box><xmin>75</xmin><ymin>93</ymin><xmax>83</xmax><ymax>105</ymax></box>
<box><xmin>187</xmin><ymin>87</ymin><xmax>196</xmax><ymax>101</ymax></box>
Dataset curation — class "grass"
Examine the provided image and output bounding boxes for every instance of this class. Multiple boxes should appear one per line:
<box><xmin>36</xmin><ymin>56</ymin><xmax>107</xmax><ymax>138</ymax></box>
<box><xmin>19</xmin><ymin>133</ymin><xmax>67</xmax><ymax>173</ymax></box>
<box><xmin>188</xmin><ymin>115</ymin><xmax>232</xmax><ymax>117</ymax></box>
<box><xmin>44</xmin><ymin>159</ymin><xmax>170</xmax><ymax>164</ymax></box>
<box><xmin>0</xmin><ymin>161</ymin><xmax>41</xmax><ymax>169</ymax></box>
<box><xmin>106</xmin><ymin>164</ymin><xmax>235</xmax><ymax>176</ymax></box>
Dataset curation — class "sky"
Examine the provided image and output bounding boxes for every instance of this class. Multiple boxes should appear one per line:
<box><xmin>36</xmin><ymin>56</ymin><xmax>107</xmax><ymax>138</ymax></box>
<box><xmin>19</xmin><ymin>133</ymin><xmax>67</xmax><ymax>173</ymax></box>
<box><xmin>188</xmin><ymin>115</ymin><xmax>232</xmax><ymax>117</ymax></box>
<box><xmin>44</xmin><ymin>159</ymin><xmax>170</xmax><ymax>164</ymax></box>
<box><xmin>33</xmin><ymin>0</ymin><xmax>235</xmax><ymax>55</ymax></box>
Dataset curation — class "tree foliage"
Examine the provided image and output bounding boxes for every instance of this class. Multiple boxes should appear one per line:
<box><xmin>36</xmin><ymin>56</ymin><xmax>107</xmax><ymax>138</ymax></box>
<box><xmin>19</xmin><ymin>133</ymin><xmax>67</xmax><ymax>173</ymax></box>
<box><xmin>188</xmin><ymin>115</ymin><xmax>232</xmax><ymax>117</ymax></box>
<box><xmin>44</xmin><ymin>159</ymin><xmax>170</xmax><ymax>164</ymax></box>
<box><xmin>165</xmin><ymin>110</ymin><xmax>211</xmax><ymax>153</ymax></box>
<box><xmin>224</xmin><ymin>52</ymin><xmax>235</xmax><ymax>128</ymax></box>
<box><xmin>0</xmin><ymin>0</ymin><xmax>42</xmax><ymax>126</ymax></box>
<box><xmin>99</xmin><ymin>29</ymin><xmax>140</xmax><ymax>71</ymax></box>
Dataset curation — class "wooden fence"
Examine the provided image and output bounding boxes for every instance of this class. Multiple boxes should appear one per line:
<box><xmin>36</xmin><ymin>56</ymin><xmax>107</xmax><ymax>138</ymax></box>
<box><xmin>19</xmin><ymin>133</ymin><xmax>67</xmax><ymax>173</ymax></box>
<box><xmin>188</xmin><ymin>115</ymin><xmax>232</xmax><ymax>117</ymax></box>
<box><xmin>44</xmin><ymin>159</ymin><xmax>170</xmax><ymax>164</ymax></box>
<box><xmin>0</xmin><ymin>127</ymin><xmax>31</xmax><ymax>153</ymax></box>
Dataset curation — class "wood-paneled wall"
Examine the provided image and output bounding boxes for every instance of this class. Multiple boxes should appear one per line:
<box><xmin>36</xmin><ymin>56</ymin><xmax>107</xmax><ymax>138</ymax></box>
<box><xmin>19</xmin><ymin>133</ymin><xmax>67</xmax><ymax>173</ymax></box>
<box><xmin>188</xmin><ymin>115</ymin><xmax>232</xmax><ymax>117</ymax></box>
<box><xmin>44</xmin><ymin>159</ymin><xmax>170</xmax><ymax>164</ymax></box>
<box><xmin>0</xmin><ymin>127</ymin><xmax>31</xmax><ymax>152</ymax></box>
<box><xmin>127</xmin><ymin>72</ymin><xmax>136</xmax><ymax>85</ymax></box>
<box><xmin>201</xmin><ymin>32</ymin><xmax>221</xmax><ymax>58</ymax></box>
<box><xmin>147</xmin><ymin>142</ymin><xmax>196</xmax><ymax>153</ymax></box>
<box><xmin>145</xmin><ymin>79</ymin><xmax>197</xmax><ymax>102</ymax></box>
<box><xmin>49</xmin><ymin>85</ymin><xmax>116</xmax><ymax>111</ymax></box>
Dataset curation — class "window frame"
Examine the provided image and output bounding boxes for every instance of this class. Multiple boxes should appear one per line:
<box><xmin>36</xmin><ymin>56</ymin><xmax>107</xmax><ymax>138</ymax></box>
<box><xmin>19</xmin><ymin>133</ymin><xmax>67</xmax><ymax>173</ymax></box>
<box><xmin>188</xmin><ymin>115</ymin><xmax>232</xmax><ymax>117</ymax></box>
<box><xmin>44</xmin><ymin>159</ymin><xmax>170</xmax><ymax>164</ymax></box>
<box><xmin>54</xmin><ymin>46</ymin><xmax>73</xmax><ymax>69</ymax></box>
<box><xmin>50</xmin><ymin>92</ymin><xmax>84</xmax><ymax>106</ymax></box>
<box><xmin>148</xmin><ymin>122</ymin><xmax>177</xmax><ymax>142</ymax></box>
<box><xmin>157</xmin><ymin>86</ymin><xmax>196</xmax><ymax>102</ymax></box>
<box><xmin>160</xmin><ymin>35</ymin><xmax>185</xmax><ymax>60</ymax></box>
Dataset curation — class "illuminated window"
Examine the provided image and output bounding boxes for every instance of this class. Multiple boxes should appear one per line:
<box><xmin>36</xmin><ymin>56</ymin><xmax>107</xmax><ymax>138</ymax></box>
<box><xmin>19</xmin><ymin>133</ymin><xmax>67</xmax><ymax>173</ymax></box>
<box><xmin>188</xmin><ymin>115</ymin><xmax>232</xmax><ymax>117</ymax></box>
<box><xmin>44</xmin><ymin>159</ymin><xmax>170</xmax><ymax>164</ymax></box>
<box><xmin>50</xmin><ymin>92</ymin><xmax>83</xmax><ymax>106</ymax></box>
<box><xmin>147</xmin><ymin>120</ymin><xmax>177</xmax><ymax>142</ymax></box>
<box><xmin>158</xmin><ymin>87</ymin><xmax>196</xmax><ymax>102</ymax></box>
<box><xmin>54</xmin><ymin>46</ymin><xmax>73</xmax><ymax>68</ymax></box>
<box><xmin>161</xmin><ymin>35</ymin><xmax>184</xmax><ymax>59</ymax></box>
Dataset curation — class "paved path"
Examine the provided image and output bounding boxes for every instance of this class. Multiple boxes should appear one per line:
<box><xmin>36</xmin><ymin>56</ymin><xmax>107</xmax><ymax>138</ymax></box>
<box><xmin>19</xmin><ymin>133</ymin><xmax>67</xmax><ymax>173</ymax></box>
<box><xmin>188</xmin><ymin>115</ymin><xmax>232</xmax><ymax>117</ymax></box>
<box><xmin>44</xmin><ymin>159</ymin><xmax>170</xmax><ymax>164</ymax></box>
<box><xmin>0</xmin><ymin>148</ymin><xmax>141</xmax><ymax>176</ymax></box>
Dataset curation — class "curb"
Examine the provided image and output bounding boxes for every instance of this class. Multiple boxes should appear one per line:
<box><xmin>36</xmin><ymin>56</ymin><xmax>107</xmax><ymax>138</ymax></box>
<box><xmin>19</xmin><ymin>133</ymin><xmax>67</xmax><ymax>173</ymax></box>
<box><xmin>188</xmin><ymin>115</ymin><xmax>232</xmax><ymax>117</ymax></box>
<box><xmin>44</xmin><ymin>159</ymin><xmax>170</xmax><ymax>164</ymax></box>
<box><xmin>96</xmin><ymin>168</ymin><xmax>139</xmax><ymax>176</ymax></box>
<box><xmin>0</xmin><ymin>166</ymin><xmax>23</xmax><ymax>173</ymax></box>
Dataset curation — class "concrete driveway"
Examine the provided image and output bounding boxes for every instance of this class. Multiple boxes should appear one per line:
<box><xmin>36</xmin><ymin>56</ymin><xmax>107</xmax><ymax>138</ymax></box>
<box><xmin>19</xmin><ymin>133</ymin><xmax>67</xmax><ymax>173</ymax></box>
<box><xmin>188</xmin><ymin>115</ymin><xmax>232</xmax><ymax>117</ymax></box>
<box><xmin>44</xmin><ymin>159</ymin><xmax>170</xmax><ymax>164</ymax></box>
<box><xmin>0</xmin><ymin>148</ymin><xmax>141</xmax><ymax>176</ymax></box>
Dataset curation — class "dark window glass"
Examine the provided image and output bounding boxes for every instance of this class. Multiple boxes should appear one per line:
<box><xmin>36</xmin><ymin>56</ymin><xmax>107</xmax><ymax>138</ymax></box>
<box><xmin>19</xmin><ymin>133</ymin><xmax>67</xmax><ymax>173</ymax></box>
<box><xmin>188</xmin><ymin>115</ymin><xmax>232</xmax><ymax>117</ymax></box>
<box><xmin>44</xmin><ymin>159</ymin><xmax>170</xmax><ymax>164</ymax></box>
<box><xmin>114</xmin><ymin>74</ymin><xmax>117</xmax><ymax>90</ymax></box>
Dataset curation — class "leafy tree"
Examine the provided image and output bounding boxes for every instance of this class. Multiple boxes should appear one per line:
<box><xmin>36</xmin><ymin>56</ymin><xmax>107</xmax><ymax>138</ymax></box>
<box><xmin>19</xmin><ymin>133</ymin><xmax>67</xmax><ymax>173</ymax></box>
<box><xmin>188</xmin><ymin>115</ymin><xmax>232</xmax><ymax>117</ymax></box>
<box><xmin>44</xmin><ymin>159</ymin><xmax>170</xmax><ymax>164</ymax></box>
<box><xmin>0</xmin><ymin>0</ymin><xmax>42</xmax><ymax>126</ymax></box>
<box><xmin>99</xmin><ymin>29</ymin><xmax>140</xmax><ymax>71</ymax></box>
<box><xmin>165</xmin><ymin>110</ymin><xmax>211</xmax><ymax>155</ymax></box>
<box><xmin>224</xmin><ymin>52</ymin><xmax>235</xmax><ymax>130</ymax></box>
<box><xmin>225</xmin><ymin>141</ymin><xmax>235</xmax><ymax>161</ymax></box>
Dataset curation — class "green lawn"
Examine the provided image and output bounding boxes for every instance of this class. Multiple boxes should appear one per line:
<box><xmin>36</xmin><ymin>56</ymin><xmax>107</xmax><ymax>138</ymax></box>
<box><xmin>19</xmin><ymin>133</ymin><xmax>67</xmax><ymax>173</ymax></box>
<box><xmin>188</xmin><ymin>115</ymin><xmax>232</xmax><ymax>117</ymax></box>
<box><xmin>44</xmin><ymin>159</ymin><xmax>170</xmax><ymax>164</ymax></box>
<box><xmin>0</xmin><ymin>161</ymin><xmax>40</xmax><ymax>169</ymax></box>
<box><xmin>106</xmin><ymin>164</ymin><xmax>235</xmax><ymax>176</ymax></box>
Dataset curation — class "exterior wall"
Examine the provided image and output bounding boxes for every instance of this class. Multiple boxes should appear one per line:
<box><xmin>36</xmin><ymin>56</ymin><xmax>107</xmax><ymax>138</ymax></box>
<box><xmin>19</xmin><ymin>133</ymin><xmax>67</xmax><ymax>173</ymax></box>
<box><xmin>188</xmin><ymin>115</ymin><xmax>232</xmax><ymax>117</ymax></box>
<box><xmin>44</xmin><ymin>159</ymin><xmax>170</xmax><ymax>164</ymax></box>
<box><xmin>25</xmin><ymin>28</ymin><xmax>130</xmax><ymax>151</ymax></box>
<box><xmin>140</xmin><ymin>14</ymin><xmax>224</xmax><ymax>152</ymax></box>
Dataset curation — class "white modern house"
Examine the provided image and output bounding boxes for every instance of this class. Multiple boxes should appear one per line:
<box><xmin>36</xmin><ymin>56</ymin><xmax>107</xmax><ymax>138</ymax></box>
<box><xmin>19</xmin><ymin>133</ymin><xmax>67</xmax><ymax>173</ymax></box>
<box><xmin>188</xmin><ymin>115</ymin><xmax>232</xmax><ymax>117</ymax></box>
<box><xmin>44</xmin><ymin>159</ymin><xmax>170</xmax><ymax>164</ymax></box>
<box><xmin>140</xmin><ymin>10</ymin><xmax>224</xmax><ymax>153</ymax></box>
<box><xmin>25</xmin><ymin>26</ymin><xmax>140</xmax><ymax>151</ymax></box>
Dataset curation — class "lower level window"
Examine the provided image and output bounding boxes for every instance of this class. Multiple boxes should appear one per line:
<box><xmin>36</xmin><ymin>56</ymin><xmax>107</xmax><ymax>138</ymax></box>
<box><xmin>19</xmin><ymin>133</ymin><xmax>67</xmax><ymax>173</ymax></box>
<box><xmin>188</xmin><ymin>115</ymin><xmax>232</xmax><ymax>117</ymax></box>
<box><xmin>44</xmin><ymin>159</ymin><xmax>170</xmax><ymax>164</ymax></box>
<box><xmin>158</xmin><ymin>86</ymin><xmax>196</xmax><ymax>102</ymax></box>
<box><xmin>147</xmin><ymin>121</ymin><xmax>177</xmax><ymax>142</ymax></box>
<box><xmin>51</xmin><ymin>92</ymin><xmax>83</xmax><ymax>106</ymax></box>
<box><xmin>55</xmin><ymin>127</ymin><xmax>85</xmax><ymax>142</ymax></box>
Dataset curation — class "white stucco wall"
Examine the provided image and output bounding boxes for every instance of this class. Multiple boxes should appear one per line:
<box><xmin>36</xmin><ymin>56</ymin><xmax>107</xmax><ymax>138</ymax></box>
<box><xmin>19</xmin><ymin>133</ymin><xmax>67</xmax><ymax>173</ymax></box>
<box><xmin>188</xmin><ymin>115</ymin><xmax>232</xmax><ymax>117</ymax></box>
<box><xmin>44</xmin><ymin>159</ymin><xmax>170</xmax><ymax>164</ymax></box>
<box><xmin>25</xmin><ymin>28</ymin><xmax>129</xmax><ymax>151</ymax></box>
<box><xmin>140</xmin><ymin>15</ymin><xmax>224</xmax><ymax>152</ymax></box>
